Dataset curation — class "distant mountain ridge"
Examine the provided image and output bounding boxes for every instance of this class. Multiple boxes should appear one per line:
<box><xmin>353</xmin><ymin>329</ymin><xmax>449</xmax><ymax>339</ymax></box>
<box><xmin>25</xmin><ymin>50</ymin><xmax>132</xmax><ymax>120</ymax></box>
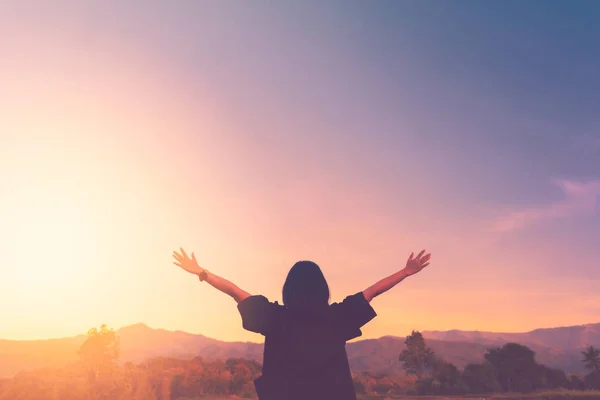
<box><xmin>1</xmin><ymin>322</ymin><xmax>598</xmax><ymax>378</ymax></box>
<box><xmin>421</xmin><ymin>322</ymin><xmax>600</xmax><ymax>350</ymax></box>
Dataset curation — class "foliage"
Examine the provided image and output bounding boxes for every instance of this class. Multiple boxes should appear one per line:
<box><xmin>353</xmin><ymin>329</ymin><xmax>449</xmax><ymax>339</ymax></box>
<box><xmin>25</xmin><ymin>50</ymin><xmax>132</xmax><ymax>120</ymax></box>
<box><xmin>2</xmin><ymin>324</ymin><xmax>600</xmax><ymax>399</ymax></box>
<box><xmin>484</xmin><ymin>342</ymin><xmax>542</xmax><ymax>393</ymax></box>
<box><xmin>398</xmin><ymin>331</ymin><xmax>436</xmax><ymax>379</ymax></box>
<box><xmin>582</xmin><ymin>346</ymin><xmax>600</xmax><ymax>373</ymax></box>
<box><xmin>398</xmin><ymin>332</ymin><xmax>467</xmax><ymax>395</ymax></box>
<box><xmin>568</xmin><ymin>374</ymin><xmax>585</xmax><ymax>391</ymax></box>
<box><xmin>77</xmin><ymin>324</ymin><xmax>122</xmax><ymax>400</ymax></box>
<box><xmin>352</xmin><ymin>372</ymin><xmax>414</xmax><ymax>397</ymax></box>
<box><xmin>583</xmin><ymin>371</ymin><xmax>600</xmax><ymax>391</ymax></box>
<box><xmin>539</xmin><ymin>366</ymin><xmax>569</xmax><ymax>390</ymax></box>
<box><xmin>0</xmin><ymin>325</ymin><xmax>264</xmax><ymax>400</ymax></box>
<box><xmin>462</xmin><ymin>361</ymin><xmax>502</xmax><ymax>393</ymax></box>
<box><xmin>416</xmin><ymin>357</ymin><xmax>468</xmax><ymax>395</ymax></box>
<box><xmin>78</xmin><ymin>324</ymin><xmax>120</xmax><ymax>365</ymax></box>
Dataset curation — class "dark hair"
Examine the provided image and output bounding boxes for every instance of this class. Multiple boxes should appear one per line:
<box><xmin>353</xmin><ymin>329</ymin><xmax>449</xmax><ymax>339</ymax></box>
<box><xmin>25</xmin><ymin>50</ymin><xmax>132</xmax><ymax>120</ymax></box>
<box><xmin>282</xmin><ymin>261</ymin><xmax>330</xmax><ymax>309</ymax></box>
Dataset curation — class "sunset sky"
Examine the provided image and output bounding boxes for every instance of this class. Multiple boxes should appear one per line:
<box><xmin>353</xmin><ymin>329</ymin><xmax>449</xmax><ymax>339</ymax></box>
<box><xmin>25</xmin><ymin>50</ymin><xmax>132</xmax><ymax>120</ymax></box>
<box><xmin>1</xmin><ymin>1</ymin><xmax>599</xmax><ymax>342</ymax></box>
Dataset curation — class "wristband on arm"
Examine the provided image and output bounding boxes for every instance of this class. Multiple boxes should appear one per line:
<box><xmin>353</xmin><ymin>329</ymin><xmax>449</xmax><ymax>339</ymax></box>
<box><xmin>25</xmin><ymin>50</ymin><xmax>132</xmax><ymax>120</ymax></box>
<box><xmin>198</xmin><ymin>269</ymin><xmax>208</xmax><ymax>282</ymax></box>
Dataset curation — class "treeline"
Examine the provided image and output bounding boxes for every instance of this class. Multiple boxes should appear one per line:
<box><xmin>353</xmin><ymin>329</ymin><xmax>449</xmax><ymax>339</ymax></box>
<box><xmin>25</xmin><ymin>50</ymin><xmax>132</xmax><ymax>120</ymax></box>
<box><xmin>388</xmin><ymin>331</ymin><xmax>600</xmax><ymax>396</ymax></box>
<box><xmin>0</xmin><ymin>325</ymin><xmax>599</xmax><ymax>399</ymax></box>
<box><xmin>0</xmin><ymin>355</ymin><xmax>262</xmax><ymax>400</ymax></box>
<box><xmin>0</xmin><ymin>325</ymin><xmax>265</xmax><ymax>400</ymax></box>
<box><xmin>0</xmin><ymin>324</ymin><xmax>407</xmax><ymax>399</ymax></box>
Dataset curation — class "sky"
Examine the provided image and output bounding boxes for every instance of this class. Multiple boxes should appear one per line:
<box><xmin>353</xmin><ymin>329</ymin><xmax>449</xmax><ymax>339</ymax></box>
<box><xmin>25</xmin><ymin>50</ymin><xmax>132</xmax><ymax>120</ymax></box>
<box><xmin>0</xmin><ymin>0</ymin><xmax>599</xmax><ymax>342</ymax></box>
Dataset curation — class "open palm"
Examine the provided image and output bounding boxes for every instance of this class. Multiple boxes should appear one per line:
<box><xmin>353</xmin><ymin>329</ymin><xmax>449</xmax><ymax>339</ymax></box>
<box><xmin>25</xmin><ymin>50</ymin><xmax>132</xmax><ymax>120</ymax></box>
<box><xmin>404</xmin><ymin>250</ymin><xmax>431</xmax><ymax>276</ymax></box>
<box><xmin>172</xmin><ymin>248</ymin><xmax>202</xmax><ymax>275</ymax></box>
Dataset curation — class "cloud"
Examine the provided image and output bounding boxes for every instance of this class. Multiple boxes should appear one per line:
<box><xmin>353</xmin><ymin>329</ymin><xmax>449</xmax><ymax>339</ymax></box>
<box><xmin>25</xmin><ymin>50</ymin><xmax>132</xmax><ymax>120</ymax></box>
<box><xmin>490</xmin><ymin>179</ymin><xmax>600</xmax><ymax>232</ymax></box>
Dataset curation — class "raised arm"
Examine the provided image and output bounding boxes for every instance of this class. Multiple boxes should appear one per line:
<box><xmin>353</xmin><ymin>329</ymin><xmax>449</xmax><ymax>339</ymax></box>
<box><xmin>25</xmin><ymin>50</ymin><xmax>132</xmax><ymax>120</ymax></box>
<box><xmin>172</xmin><ymin>248</ymin><xmax>251</xmax><ymax>304</ymax></box>
<box><xmin>362</xmin><ymin>250</ymin><xmax>431</xmax><ymax>303</ymax></box>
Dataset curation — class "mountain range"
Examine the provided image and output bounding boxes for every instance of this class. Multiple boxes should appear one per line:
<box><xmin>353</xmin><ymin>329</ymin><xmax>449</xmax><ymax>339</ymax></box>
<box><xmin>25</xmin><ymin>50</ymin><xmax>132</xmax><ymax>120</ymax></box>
<box><xmin>0</xmin><ymin>322</ymin><xmax>598</xmax><ymax>378</ymax></box>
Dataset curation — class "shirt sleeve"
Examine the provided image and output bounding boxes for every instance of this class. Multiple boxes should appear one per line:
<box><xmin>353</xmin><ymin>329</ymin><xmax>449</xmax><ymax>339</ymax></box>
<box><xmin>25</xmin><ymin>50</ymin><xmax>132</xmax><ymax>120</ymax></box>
<box><xmin>330</xmin><ymin>292</ymin><xmax>377</xmax><ymax>341</ymax></box>
<box><xmin>237</xmin><ymin>295</ymin><xmax>281</xmax><ymax>336</ymax></box>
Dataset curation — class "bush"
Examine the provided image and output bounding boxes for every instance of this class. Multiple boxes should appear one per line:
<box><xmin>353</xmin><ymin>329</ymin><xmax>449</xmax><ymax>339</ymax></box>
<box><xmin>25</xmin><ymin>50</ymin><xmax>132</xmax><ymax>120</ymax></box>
<box><xmin>462</xmin><ymin>362</ymin><xmax>502</xmax><ymax>394</ymax></box>
<box><xmin>543</xmin><ymin>367</ymin><xmax>569</xmax><ymax>389</ymax></box>
<box><xmin>584</xmin><ymin>371</ymin><xmax>600</xmax><ymax>391</ymax></box>
<box><xmin>353</xmin><ymin>378</ymin><xmax>367</xmax><ymax>395</ymax></box>
<box><xmin>568</xmin><ymin>374</ymin><xmax>585</xmax><ymax>391</ymax></box>
<box><xmin>512</xmin><ymin>378</ymin><xmax>535</xmax><ymax>394</ymax></box>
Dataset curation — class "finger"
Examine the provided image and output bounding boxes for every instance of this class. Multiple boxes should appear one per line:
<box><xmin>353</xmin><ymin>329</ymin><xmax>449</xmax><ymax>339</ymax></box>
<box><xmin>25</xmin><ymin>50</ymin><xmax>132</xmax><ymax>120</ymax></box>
<box><xmin>172</xmin><ymin>253</ymin><xmax>182</xmax><ymax>262</ymax></box>
<box><xmin>421</xmin><ymin>254</ymin><xmax>431</xmax><ymax>262</ymax></box>
<box><xmin>421</xmin><ymin>262</ymin><xmax>430</xmax><ymax>268</ymax></box>
<box><xmin>417</xmin><ymin>250</ymin><xmax>426</xmax><ymax>259</ymax></box>
<box><xmin>173</xmin><ymin>261</ymin><xmax>182</xmax><ymax>267</ymax></box>
<box><xmin>180</xmin><ymin>247</ymin><xmax>189</xmax><ymax>259</ymax></box>
<box><xmin>192</xmin><ymin>252</ymin><xmax>197</xmax><ymax>263</ymax></box>
<box><xmin>408</xmin><ymin>252</ymin><xmax>414</xmax><ymax>260</ymax></box>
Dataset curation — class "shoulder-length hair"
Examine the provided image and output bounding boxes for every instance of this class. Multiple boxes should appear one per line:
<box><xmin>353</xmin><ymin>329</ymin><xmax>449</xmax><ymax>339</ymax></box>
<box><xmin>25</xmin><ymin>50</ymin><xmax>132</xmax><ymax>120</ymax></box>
<box><xmin>282</xmin><ymin>261</ymin><xmax>330</xmax><ymax>309</ymax></box>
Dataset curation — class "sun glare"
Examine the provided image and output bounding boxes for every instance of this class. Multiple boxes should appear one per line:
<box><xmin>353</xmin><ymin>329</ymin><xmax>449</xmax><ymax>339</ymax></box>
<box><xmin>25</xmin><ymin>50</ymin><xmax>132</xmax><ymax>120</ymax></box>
<box><xmin>2</xmin><ymin>189</ymin><xmax>98</xmax><ymax>292</ymax></box>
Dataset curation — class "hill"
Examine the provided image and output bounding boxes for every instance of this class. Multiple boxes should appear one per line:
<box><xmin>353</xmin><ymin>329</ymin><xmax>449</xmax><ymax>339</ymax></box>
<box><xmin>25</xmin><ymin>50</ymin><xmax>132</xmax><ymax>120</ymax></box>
<box><xmin>421</xmin><ymin>323</ymin><xmax>600</xmax><ymax>350</ymax></box>
<box><xmin>1</xmin><ymin>322</ymin><xmax>598</xmax><ymax>378</ymax></box>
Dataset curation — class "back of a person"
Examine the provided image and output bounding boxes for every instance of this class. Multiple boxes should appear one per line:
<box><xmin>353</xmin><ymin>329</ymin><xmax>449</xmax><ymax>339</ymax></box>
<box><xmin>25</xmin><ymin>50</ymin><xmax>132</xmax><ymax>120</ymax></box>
<box><xmin>173</xmin><ymin>247</ymin><xmax>431</xmax><ymax>400</ymax></box>
<box><xmin>256</xmin><ymin>305</ymin><xmax>358</xmax><ymax>400</ymax></box>
<box><xmin>238</xmin><ymin>287</ymin><xmax>378</xmax><ymax>400</ymax></box>
<box><xmin>263</xmin><ymin>306</ymin><xmax>355</xmax><ymax>400</ymax></box>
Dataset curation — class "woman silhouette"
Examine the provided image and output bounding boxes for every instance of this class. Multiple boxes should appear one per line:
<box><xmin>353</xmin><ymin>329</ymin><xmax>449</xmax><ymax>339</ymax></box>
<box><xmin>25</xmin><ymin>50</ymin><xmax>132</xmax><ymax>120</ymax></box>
<box><xmin>172</xmin><ymin>248</ymin><xmax>431</xmax><ymax>400</ymax></box>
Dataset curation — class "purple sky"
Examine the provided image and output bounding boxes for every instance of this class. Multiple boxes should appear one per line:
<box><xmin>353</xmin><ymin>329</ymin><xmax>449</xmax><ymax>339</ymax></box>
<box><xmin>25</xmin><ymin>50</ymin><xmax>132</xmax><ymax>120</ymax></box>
<box><xmin>0</xmin><ymin>1</ymin><xmax>599</xmax><ymax>340</ymax></box>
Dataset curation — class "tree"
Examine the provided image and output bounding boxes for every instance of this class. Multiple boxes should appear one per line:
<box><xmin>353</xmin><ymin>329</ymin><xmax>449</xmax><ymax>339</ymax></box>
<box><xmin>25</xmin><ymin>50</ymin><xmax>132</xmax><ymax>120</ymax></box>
<box><xmin>479</xmin><ymin>344</ymin><xmax>568</xmax><ymax>393</ymax></box>
<box><xmin>584</xmin><ymin>371</ymin><xmax>600</xmax><ymax>391</ymax></box>
<box><xmin>462</xmin><ymin>362</ymin><xmax>501</xmax><ymax>394</ymax></box>
<box><xmin>582</xmin><ymin>346</ymin><xmax>600</xmax><ymax>373</ymax></box>
<box><xmin>372</xmin><ymin>375</ymin><xmax>397</xmax><ymax>395</ymax></box>
<box><xmin>230</xmin><ymin>362</ymin><xmax>252</xmax><ymax>394</ymax></box>
<box><xmin>484</xmin><ymin>343</ymin><xmax>538</xmax><ymax>393</ymax></box>
<box><xmin>78</xmin><ymin>324</ymin><xmax>120</xmax><ymax>400</ymax></box>
<box><xmin>352</xmin><ymin>377</ymin><xmax>367</xmax><ymax>396</ymax></box>
<box><xmin>353</xmin><ymin>372</ymin><xmax>377</xmax><ymax>396</ymax></box>
<box><xmin>417</xmin><ymin>358</ymin><xmax>467</xmax><ymax>395</ymax></box>
<box><xmin>568</xmin><ymin>374</ymin><xmax>585</xmax><ymax>391</ymax></box>
<box><xmin>539</xmin><ymin>365</ymin><xmax>568</xmax><ymax>390</ymax></box>
<box><xmin>432</xmin><ymin>359</ymin><xmax>464</xmax><ymax>389</ymax></box>
<box><xmin>79</xmin><ymin>324</ymin><xmax>120</xmax><ymax>368</ymax></box>
<box><xmin>398</xmin><ymin>331</ymin><xmax>436</xmax><ymax>379</ymax></box>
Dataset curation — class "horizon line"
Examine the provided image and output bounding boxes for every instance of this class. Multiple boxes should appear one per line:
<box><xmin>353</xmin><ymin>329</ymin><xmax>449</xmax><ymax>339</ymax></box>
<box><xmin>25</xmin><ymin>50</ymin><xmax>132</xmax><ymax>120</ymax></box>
<box><xmin>2</xmin><ymin>320</ymin><xmax>598</xmax><ymax>343</ymax></box>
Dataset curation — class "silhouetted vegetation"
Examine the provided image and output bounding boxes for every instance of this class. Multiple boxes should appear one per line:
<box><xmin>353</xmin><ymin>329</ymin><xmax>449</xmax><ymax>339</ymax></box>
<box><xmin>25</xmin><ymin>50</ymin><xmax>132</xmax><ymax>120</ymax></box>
<box><xmin>0</xmin><ymin>325</ymin><xmax>264</xmax><ymax>400</ymax></box>
<box><xmin>398</xmin><ymin>331</ymin><xmax>436</xmax><ymax>379</ymax></box>
<box><xmin>0</xmin><ymin>325</ymin><xmax>599</xmax><ymax>399</ymax></box>
<box><xmin>396</xmin><ymin>331</ymin><xmax>600</xmax><ymax>397</ymax></box>
<box><xmin>582</xmin><ymin>346</ymin><xmax>600</xmax><ymax>373</ymax></box>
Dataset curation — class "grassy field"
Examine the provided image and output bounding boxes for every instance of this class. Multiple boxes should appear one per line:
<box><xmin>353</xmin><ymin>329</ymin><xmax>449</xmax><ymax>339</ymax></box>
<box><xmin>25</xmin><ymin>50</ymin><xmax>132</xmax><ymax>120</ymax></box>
<box><xmin>184</xmin><ymin>391</ymin><xmax>600</xmax><ymax>400</ymax></box>
<box><xmin>357</xmin><ymin>391</ymin><xmax>600</xmax><ymax>400</ymax></box>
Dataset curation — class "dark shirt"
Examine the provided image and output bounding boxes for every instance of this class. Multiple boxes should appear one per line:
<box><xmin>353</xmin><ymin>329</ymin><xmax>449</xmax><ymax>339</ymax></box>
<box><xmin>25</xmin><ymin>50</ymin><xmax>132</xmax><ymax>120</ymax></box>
<box><xmin>237</xmin><ymin>292</ymin><xmax>377</xmax><ymax>400</ymax></box>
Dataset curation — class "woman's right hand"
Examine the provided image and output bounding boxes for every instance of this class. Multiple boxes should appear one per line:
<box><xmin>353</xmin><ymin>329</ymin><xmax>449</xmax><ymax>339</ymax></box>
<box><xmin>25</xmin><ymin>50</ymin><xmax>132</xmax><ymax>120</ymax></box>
<box><xmin>173</xmin><ymin>248</ymin><xmax>203</xmax><ymax>276</ymax></box>
<box><xmin>402</xmin><ymin>250</ymin><xmax>431</xmax><ymax>276</ymax></box>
